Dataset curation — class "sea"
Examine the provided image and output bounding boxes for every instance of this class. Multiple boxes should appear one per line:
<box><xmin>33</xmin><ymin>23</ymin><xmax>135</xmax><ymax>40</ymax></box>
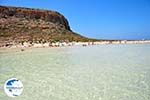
<box><xmin>0</xmin><ymin>44</ymin><xmax>150</xmax><ymax>100</ymax></box>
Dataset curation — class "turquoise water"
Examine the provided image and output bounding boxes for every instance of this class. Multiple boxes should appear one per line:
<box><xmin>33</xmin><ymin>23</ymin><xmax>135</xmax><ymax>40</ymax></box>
<box><xmin>0</xmin><ymin>44</ymin><xmax>150</xmax><ymax>100</ymax></box>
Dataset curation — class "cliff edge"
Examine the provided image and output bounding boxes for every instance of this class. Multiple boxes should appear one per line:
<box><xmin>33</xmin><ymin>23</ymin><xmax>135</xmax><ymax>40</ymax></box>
<box><xmin>0</xmin><ymin>5</ymin><xmax>91</xmax><ymax>46</ymax></box>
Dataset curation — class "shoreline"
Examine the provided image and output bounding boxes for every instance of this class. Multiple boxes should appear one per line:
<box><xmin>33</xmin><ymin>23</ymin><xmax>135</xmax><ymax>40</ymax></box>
<box><xmin>0</xmin><ymin>40</ymin><xmax>150</xmax><ymax>49</ymax></box>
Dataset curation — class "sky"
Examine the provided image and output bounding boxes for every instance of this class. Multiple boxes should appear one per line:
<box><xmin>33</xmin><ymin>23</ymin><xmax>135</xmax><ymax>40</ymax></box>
<box><xmin>0</xmin><ymin>0</ymin><xmax>150</xmax><ymax>40</ymax></box>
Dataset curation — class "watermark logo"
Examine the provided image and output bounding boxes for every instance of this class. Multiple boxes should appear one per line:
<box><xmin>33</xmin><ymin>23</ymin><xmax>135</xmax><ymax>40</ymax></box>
<box><xmin>4</xmin><ymin>78</ymin><xmax>23</xmax><ymax>97</ymax></box>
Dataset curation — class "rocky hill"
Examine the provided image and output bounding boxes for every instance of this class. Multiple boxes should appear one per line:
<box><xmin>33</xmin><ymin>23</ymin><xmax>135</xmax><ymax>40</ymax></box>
<box><xmin>0</xmin><ymin>6</ymin><xmax>93</xmax><ymax>46</ymax></box>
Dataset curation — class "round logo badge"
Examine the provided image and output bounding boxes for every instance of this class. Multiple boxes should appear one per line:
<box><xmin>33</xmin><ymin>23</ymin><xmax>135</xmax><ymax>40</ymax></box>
<box><xmin>4</xmin><ymin>78</ymin><xmax>23</xmax><ymax>97</ymax></box>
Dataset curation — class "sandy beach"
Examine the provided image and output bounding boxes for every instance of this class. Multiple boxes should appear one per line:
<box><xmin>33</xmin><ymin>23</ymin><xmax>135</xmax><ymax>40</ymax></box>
<box><xmin>0</xmin><ymin>40</ymin><xmax>150</xmax><ymax>49</ymax></box>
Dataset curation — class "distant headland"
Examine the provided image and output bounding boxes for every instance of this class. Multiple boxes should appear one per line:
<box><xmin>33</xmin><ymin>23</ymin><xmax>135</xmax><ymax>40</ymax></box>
<box><xmin>0</xmin><ymin>5</ymin><xmax>150</xmax><ymax>48</ymax></box>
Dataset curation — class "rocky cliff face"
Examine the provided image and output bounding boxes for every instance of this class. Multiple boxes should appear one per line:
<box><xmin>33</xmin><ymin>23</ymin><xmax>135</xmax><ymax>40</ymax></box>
<box><xmin>0</xmin><ymin>6</ymin><xmax>71</xmax><ymax>30</ymax></box>
<box><xmin>0</xmin><ymin>6</ymin><xmax>90</xmax><ymax>45</ymax></box>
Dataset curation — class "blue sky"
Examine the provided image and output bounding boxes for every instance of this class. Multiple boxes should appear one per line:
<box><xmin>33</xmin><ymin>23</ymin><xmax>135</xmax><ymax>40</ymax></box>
<box><xmin>0</xmin><ymin>0</ymin><xmax>150</xmax><ymax>40</ymax></box>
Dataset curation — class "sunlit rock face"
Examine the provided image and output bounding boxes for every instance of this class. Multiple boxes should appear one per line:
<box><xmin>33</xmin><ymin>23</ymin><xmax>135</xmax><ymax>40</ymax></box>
<box><xmin>0</xmin><ymin>5</ymin><xmax>71</xmax><ymax>30</ymax></box>
<box><xmin>0</xmin><ymin>6</ymin><xmax>89</xmax><ymax>46</ymax></box>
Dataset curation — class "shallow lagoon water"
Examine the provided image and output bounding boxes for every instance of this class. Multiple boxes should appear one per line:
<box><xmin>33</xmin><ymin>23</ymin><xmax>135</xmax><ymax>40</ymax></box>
<box><xmin>0</xmin><ymin>44</ymin><xmax>150</xmax><ymax>100</ymax></box>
